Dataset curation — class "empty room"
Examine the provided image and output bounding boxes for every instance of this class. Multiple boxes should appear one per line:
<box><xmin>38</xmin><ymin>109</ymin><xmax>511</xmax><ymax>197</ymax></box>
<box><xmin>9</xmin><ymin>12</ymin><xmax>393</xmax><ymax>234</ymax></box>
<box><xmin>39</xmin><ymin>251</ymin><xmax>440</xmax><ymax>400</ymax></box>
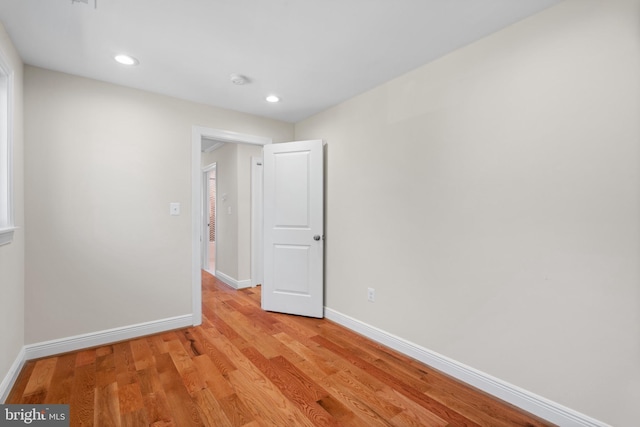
<box><xmin>0</xmin><ymin>1</ymin><xmax>638</xmax><ymax>426</ymax></box>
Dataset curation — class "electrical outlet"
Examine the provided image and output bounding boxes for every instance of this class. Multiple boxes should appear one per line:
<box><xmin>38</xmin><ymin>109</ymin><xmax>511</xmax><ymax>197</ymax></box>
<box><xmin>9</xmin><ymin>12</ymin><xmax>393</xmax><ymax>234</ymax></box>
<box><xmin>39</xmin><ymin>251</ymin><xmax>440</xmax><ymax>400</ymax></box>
<box><xmin>367</xmin><ymin>287</ymin><xmax>375</xmax><ymax>302</ymax></box>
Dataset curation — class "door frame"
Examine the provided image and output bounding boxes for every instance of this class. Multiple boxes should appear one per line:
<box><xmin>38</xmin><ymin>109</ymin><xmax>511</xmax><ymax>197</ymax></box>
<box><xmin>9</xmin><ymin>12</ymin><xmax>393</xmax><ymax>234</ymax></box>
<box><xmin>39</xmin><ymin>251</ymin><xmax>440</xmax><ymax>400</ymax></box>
<box><xmin>250</xmin><ymin>156</ymin><xmax>264</xmax><ymax>287</ymax></box>
<box><xmin>202</xmin><ymin>163</ymin><xmax>216</xmax><ymax>274</ymax></box>
<box><xmin>191</xmin><ymin>126</ymin><xmax>272</xmax><ymax>325</ymax></box>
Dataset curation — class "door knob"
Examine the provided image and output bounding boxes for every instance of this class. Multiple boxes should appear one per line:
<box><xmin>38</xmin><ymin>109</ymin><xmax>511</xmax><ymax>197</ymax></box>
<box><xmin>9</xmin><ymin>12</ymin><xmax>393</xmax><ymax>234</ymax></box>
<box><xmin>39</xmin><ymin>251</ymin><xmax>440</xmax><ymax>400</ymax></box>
<box><xmin>313</xmin><ymin>235</ymin><xmax>321</xmax><ymax>241</ymax></box>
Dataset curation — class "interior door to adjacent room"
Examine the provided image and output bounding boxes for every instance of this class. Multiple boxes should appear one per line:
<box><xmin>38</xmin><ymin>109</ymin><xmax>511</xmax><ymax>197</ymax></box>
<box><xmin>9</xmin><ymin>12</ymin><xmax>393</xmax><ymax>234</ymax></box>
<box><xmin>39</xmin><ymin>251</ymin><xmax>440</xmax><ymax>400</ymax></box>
<box><xmin>262</xmin><ymin>140</ymin><xmax>324</xmax><ymax>318</ymax></box>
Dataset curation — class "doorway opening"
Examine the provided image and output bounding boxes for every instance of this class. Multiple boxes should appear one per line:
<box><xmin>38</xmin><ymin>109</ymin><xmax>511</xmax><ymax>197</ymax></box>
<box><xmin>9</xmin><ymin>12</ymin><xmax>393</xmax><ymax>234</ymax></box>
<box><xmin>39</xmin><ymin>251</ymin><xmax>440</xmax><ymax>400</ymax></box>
<box><xmin>202</xmin><ymin>163</ymin><xmax>216</xmax><ymax>275</ymax></box>
<box><xmin>191</xmin><ymin>126</ymin><xmax>272</xmax><ymax>326</ymax></box>
<box><xmin>208</xmin><ymin>171</ymin><xmax>216</xmax><ymax>273</ymax></box>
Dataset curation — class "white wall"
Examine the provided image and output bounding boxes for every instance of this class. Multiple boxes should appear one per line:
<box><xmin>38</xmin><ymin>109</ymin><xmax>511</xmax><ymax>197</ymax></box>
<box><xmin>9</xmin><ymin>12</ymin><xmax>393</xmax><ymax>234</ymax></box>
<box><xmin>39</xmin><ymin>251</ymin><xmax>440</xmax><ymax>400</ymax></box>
<box><xmin>295</xmin><ymin>0</ymin><xmax>640</xmax><ymax>425</ymax></box>
<box><xmin>237</xmin><ymin>143</ymin><xmax>263</xmax><ymax>281</ymax></box>
<box><xmin>203</xmin><ymin>143</ymin><xmax>238</xmax><ymax>279</ymax></box>
<box><xmin>202</xmin><ymin>142</ymin><xmax>262</xmax><ymax>283</ymax></box>
<box><xmin>0</xmin><ymin>23</ymin><xmax>24</xmax><ymax>400</ymax></box>
<box><xmin>24</xmin><ymin>66</ymin><xmax>293</xmax><ymax>344</ymax></box>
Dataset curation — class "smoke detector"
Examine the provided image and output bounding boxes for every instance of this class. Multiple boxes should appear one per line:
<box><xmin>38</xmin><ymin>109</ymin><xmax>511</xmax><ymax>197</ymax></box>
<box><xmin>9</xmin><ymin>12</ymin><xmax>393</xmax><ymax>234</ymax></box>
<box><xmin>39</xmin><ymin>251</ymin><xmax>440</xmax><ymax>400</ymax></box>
<box><xmin>71</xmin><ymin>0</ymin><xmax>98</xmax><ymax>8</ymax></box>
<box><xmin>230</xmin><ymin>74</ymin><xmax>248</xmax><ymax>85</ymax></box>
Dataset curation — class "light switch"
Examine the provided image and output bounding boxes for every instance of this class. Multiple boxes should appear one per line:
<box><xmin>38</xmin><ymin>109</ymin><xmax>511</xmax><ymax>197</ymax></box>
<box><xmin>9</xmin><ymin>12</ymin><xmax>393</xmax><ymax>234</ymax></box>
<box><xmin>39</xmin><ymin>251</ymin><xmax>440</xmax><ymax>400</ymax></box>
<box><xmin>170</xmin><ymin>202</ymin><xmax>180</xmax><ymax>216</ymax></box>
<box><xmin>227</xmin><ymin>206</ymin><xmax>232</xmax><ymax>215</ymax></box>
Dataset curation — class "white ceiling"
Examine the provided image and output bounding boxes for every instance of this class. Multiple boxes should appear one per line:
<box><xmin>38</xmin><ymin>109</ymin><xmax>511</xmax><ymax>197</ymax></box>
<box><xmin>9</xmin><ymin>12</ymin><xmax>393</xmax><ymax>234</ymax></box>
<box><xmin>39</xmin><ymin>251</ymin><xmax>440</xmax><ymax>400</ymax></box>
<box><xmin>0</xmin><ymin>0</ymin><xmax>561</xmax><ymax>123</ymax></box>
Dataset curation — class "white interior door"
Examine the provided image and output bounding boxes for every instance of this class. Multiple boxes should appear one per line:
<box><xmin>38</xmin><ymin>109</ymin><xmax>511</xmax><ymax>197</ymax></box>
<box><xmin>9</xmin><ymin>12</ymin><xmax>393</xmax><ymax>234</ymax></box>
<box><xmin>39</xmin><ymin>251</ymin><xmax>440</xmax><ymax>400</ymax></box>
<box><xmin>262</xmin><ymin>140</ymin><xmax>324</xmax><ymax>318</ymax></box>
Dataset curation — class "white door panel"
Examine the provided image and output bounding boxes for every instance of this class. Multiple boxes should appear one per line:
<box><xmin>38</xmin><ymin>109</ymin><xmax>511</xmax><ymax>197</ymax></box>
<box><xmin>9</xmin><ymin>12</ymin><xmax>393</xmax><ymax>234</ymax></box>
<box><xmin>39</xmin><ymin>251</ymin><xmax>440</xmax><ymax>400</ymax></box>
<box><xmin>274</xmin><ymin>151</ymin><xmax>311</xmax><ymax>227</ymax></box>
<box><xmin>262</xmin><ymin>140</ymin><xmax>324</xmax><ymax>318</ymax></box>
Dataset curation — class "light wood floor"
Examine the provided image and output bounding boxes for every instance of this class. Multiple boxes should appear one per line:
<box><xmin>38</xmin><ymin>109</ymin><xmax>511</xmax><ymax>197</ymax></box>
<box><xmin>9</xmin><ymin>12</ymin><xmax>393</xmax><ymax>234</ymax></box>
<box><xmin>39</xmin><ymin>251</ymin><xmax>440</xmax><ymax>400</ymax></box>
<box><xmin>7</xmin><ymin>272</ymin><xmax>554</xmax><ymax>426</ymax></box>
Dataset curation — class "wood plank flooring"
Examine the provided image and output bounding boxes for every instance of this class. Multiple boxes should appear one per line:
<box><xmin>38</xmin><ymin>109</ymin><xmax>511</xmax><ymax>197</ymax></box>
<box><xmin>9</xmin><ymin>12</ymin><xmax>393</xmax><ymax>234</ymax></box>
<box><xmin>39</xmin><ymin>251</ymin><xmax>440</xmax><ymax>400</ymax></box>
<box><xmin>7</xmin><ymin>271</ymin><xmax>555</xmax><ymax>426</ymax></box>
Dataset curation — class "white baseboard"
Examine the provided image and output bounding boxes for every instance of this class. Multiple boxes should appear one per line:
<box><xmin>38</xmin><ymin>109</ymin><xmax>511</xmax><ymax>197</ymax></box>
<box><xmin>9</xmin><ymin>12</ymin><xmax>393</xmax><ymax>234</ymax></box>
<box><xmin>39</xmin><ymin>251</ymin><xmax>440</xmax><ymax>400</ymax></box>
<box><xmin>324</xmin><ymin>308</ymin><xmax>609</xmax><ymax>427</ymax></box>
<box><xmin>24</xmin><ymin>314</ymin><xmax>193</xmax><ymax>361</ymax></box>
<box><xmin>1</xmin><ymin>305</ymin><xmax>609</xmax><ymax>427</ymax></box>
<box><xmin>0</xmin><ymin>347</ymin><xmax>26</xmax><ymax>403</ymax></box>
<box><xmin>215</xmin><ymin>270</ymin><xmax>252</xmax><ymax>289</ymax></box>
<box><xmin>1</xmin><ymin>315</ymin><xmax>193</xmax><ymax>401</ymax></box>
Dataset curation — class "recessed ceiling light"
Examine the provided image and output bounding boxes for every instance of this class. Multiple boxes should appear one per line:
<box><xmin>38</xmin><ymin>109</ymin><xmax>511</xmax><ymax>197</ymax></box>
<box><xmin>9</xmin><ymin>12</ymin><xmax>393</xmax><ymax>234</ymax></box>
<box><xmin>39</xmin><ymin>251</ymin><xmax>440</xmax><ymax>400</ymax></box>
<box><xmin>266</xmin><ymin>95</ymin><xmax>280</xmax><ymax>103</ymax></box>
<box><xmin>114</xmin><ymin>54</ymin><xmax>139</xmax><ymax>66</ymax></box>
